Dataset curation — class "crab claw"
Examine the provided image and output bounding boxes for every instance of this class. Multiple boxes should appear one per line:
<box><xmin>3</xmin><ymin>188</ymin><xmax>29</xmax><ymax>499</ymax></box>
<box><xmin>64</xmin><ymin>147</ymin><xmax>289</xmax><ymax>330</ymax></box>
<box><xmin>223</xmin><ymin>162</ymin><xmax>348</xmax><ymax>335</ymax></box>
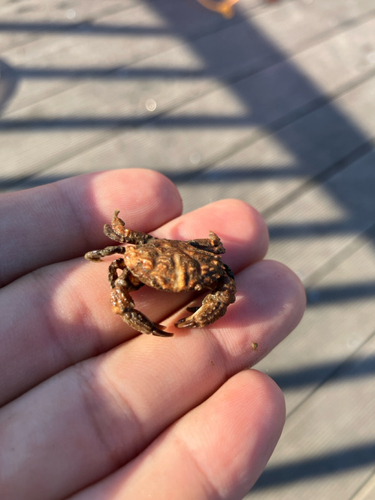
<box><xmin>84</xmin><ymin>250</ymin><xmax>103</xmax><ymax>261</ymax></box>
<box><xmin>186</xmin><ymin>306</ymin><xmax>200</xmax><ymax>313</ymax></box>
<box><xmin>175</xmin><ymin>273</ymin><xmax>236</xmax><ymax>329</ymax></box>
<box><xmin>174</xmin><ymin>306</ymin><xmax>200</xmax><ymax>328</ymax></box>
<box><xmin>110</xmin><ymin>287</ymin><xmax>173</xmax><ymax>337</ymax></box>
<box><xmin>152</xmin><ymin>325</ymin><xmax>173</xmax><ymax>337</ymax></box>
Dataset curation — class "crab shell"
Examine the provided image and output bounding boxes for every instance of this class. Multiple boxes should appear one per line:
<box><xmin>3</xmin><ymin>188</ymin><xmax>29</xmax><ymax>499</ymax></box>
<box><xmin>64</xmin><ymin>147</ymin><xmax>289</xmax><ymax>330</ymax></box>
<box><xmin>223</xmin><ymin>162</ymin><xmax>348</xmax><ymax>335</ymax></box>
<box><xmin>124</xmin><ymin>239</ymin><xmax>227</xmax><ymax>293</ymax></box>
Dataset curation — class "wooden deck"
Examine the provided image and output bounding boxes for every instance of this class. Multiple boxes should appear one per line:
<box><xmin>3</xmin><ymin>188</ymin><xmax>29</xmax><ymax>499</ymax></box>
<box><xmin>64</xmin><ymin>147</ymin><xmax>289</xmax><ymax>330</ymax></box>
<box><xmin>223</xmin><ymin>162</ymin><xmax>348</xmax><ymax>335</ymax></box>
<box><xmin>1</xmin><ymin>0</ymin><xmax>375</xmax><ymax>497</ymax></box>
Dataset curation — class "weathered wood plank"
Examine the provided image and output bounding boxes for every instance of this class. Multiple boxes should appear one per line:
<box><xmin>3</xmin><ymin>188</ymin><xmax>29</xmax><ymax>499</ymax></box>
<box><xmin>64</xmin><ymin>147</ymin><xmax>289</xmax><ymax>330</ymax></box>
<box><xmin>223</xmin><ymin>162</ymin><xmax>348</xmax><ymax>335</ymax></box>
<box><xmin>248</xmin><ymin>235</ymin><xmax>375</xmax><ymax>498</ymax></box>
<box><xmin>247</xmin><ymin>220</ymin><xmax>375</xmax><ymax>498</ymax></box>
<box><xmin>0</xmin><ymin>2</ymin><xmax>279</xmax><ymax>117</ymax></box>
<box><xmin>0</xmin><ymin>0</ymin><xmax>134</xmax><ymax>52</ymax></box>
<box><xmin>2</xmin><ymin>0</ymin><xmax>374</xmax><ymax>117</ymax></box>
<box><xmin>265</xmin><ymin>148</ymin><xmax>375</xmax><ymax>282</ymax></box>
<box><xmin>351</xmin><ymin>473</ymin><xmax>375</xmax><ymax>500</ymax></box>
<box><xmin>13</xmin><ymin>13</ymin><xmax>375</xmax><ymax>191</ymax></box>
<box><xmin>257</xmin><ymin>226</ymin><xmax>375</xmax><ymax>412</ymax></box>
<box><xmin>1</xmin><ymin>31</ymin><xmax>223</xmax><ymax>117</ymax></box>
<box><xmin>0</xmin><ymin>0</ymin><xmax>132</xmax><ymax>21</ymax></box>
<box><xmin>175</xmin><ymin>10</ymin><xmax>375</xmax><ymax>211</ymax></box>
<box><xmin>252</xmin><ymin>0</ymin><xmax>375</xmax><ymax>53</ymax></box>
<box><xmin>248</xmin><ymin>333</ymin><xmax>375</xmax><ymax>499</ymax></box>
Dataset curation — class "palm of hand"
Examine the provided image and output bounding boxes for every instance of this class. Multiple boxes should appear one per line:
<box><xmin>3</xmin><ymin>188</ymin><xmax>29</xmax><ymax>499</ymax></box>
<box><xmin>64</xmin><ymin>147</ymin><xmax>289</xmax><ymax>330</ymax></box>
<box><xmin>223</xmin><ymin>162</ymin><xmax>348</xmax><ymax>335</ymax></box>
<box><xmin>0</xmin><ymin>169</ymin><xmax>305</xmax><ymax>500</ymax></box>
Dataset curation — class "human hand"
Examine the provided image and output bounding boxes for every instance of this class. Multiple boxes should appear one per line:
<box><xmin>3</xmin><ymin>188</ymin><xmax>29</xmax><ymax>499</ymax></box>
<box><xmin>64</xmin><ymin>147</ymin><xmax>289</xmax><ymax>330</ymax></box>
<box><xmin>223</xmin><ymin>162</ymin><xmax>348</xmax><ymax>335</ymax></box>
<box><xmin>0</xmin><ymin>169</ymin><xmax>305</xmax><ymax>499</ymax></box>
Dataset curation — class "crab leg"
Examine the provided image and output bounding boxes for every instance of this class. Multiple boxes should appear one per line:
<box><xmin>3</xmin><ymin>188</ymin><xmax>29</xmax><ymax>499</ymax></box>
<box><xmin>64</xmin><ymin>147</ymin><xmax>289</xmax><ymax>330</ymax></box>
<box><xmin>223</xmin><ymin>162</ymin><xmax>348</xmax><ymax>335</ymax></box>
<box><xmin>84</xmin><ymin>245</ymin><xmax>125</xmax><ymax>261</ymax></box>
<box><xmin>111</xmin><ymin>285</ymin><xmax>172</xmax><ymax>337</ymax></box>
<box><xmin>175</xmin><ymin>269</ymin><xmax>236</xmax><ymax>329</ymax></box>
<box><xmin>110</xmin><ymin>268</ymin><xmax>172</xmax><ymax>337</ymax></box>
<box><xmin>108</xmin><ymin>258</ymin><xmax>144</xmax><ymax>291</ymax></box>
<box><xmin>104</xmin><ymin>210</ymin><xmax>154</xmax><ymax>245</ymax></box>
<box><xmin>187</xmin><ymin>231</ymin><xmax>225</xmax><ymax>255</ymax></box>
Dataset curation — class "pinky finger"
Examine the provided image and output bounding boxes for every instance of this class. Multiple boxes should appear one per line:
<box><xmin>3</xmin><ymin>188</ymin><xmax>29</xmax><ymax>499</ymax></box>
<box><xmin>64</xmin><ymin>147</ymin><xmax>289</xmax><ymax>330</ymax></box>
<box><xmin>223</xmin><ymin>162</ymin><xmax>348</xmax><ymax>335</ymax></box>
<box><xmin>69</xmin><ymin>370</ymin><xmax>285</xmax><ymax>500</ymax></box>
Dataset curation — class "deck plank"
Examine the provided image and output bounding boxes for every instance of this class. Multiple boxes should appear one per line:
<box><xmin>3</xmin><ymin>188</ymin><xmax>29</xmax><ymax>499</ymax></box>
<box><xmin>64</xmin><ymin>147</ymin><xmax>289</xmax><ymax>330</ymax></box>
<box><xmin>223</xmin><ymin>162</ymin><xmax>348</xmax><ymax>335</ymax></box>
<box><xmin>248</xmin><ymin>333</ymin><xmax>375</xmax><ymax>499</ymax></box>
<box><xmin>250</xmin><ymin>235</ymin><xmax>375</xmax><ymax>498</ymax></box>
<box><xmin>257</xmin><ymin>228</ymin><xmax>375</xmax><ymax>414</ymax></box>
<box><xmin>351</xmin><ymin>474</ymin><xmax>375</xmax><ymax>500</ymax></box>
<box><xmin>265</xmin><ymin>149</ymin><xmax>375</xmax><ymax>282</ymax></box>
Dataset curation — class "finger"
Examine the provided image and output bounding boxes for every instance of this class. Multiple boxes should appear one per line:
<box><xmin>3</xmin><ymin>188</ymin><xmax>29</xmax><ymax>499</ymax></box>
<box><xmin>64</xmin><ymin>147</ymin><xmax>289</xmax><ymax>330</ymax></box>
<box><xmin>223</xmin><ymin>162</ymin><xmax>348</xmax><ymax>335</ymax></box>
<box><xmin>69</xmin><ymin>370</ymin><xmax>285</xmax><ymax>500</ymax></box>
<box><xmin>0</xmin><ymin>261</ymin><xmax>304</xmax><ymax>499</ymax></box>
<box><xmin>0</xmin><ymin>169</ymin><xmax>182</xmax><ymax>287</ymax></box>
<box><xmin>0</xmin><ymin>199</ymin><xmax>268</xmax><ymax>405</ymax></box>
<box><xmin>153</xmin><ymin>198</ymin><xmax>269</xmax><ymax>272</ymax></box>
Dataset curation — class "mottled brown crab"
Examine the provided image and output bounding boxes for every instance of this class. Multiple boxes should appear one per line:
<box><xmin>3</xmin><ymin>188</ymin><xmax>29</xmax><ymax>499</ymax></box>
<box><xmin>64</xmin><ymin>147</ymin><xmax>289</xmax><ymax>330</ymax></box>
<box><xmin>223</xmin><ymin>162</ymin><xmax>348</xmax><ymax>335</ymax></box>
<box><xmin>85</xmin><ymin>211</ymin><xmax>236</xmax><ymax>337</ymax></box>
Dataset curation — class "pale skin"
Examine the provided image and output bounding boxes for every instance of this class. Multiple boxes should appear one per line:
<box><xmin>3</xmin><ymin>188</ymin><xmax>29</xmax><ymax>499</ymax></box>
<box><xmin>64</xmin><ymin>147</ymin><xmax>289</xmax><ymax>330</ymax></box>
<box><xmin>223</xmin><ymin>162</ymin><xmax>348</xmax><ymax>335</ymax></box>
<box><xmin>0</xmin><ymin>169</ymin><xmax>306</xmax><ymax>500</ymax></box>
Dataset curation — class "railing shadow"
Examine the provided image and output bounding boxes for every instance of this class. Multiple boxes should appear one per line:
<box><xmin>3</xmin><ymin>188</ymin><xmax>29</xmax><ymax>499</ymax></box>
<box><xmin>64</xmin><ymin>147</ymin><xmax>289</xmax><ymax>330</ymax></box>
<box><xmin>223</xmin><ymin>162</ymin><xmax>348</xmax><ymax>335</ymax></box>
<box><xmin>0</xmin><ymin>21</ymin><xmax>169</xmax><ymax>35</ymax></box>
<box><xmin>271</xmin><ymin>353</ymin><xmax>375</xmax><ymax>390</ymax></box>
<box><xmin>252</xmin><ymin>442</ymin><xmax>375</xmax><ymax>490</ymax></box>
<box><xmin>0</xmin><ymin>59</ymin><xmax>18</xmax><ymax>115</ymax></box>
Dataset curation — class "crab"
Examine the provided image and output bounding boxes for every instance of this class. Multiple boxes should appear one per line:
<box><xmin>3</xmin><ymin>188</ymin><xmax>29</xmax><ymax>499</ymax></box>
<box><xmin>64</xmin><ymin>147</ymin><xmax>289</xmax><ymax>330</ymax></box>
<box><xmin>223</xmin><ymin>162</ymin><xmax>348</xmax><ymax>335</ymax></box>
<box><xmin>84</xmin><ymin>210</ymin><xmax>236</xmax><ymax>337</ymax></box>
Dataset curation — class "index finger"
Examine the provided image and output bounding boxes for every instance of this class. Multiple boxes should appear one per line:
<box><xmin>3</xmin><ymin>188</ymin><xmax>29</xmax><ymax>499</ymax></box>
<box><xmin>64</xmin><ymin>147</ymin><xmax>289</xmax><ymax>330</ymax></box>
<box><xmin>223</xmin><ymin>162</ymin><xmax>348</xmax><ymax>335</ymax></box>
<box><xmin>0</xmin><ymin>169</ymin><xmax>182</xmax><ymax>287</ymax></box>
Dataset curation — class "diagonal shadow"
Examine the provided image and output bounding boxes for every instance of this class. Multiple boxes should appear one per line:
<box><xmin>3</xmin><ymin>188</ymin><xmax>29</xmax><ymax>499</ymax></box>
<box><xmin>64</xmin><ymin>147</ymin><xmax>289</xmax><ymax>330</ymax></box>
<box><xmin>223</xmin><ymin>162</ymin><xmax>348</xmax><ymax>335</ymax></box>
<box><xmin>270</xmin><ymin>354</ymin><xmax>375</xmax><ymax>390</ymax></box>
<box><xmin>11</xmin><ymin>67</ymin><xmax>207</xmax><ymax>79</ymax></box>
<box><xmin>0</xmin><ymin>59</ymin><xmax>18</xmax><ymax>115</ymax></box>
<box><xmin>252</xmin><ymin>442</ymin><xmax>375</xmax><ymax>490</ymax></box>
<box><xmin>307</xmin><ymin>282</ymin><xmax>375</xmax><ymax>305</ymax></box>
<box><xmin>0</xmin><ymin>109</ymin><xmax>327</xmax><ymax>129</ymax></box>
<box><xmin>0</xmin><ymin>21</ymin><xmax>169</xmax><ymax>36</ymax></box>
<box><xmin>141</xmin><ymin>2</ymin><xmax>375</xmax><ymax>224</ymax></box>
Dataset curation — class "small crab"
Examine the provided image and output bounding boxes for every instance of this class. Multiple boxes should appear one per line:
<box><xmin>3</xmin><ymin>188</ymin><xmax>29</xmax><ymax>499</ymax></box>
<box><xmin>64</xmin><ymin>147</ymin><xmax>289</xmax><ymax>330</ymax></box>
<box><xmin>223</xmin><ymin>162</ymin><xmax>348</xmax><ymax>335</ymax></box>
<box><xmin>85</xmin><ymin>211</ymin><xmax>236</xmax><ymax>337</ymax></box>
